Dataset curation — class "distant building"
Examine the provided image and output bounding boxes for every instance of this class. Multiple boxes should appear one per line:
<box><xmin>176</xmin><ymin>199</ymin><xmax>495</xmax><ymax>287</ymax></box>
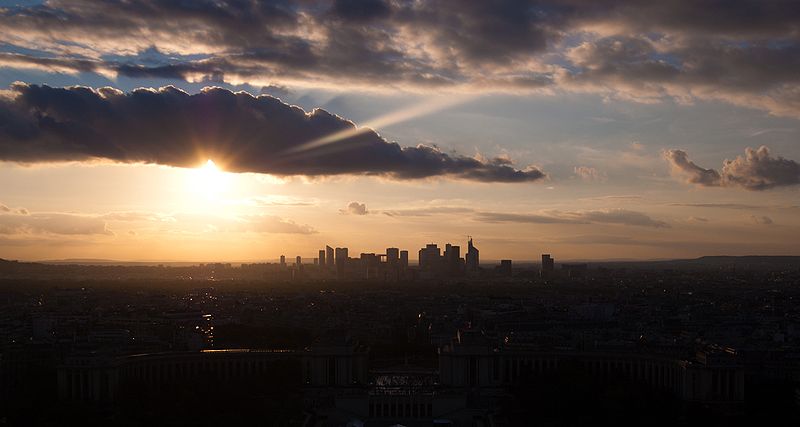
<box><xmin>498</xmin><ymin>259</ymin><xmax>512</xmax><ymax>276</ymax></box>
<box><xmin>386</xmin><ymin>248</ymin><xmax>399</xmax><ymax>266</ymax></box>
<box><xmin>466</xmin><ymin>237</ymin><xmax>479</xmax><ymax>272</ymax></box>
<box><xmin>444</xmin><ymin>244</ymin><xmax>462</xmax><ymax>275</ymax></box>
<box><xmin>335</xmin><ymin>247</ymin><xmax>348</xmax><ymax>279</ymax></box>
<box><xmin>280</xmin><ymin>255</ymin><xmax>286</xmax><ymax>266</ymax></box>
<box><xmin>318</xmin><ymin>249</ymin><xmax>325</xmax><ymax>267</ymax></box>
<box><xmin>541</xmin><ymin>254</ymin><xmax>554</xmax><ymax>276</ymax></box>
<box><xmin>326</xmin><ymin>245</ymin><xmax>334</xmax><ymax>269</ymax></box>
<box><xmin>418</xmin><ymin>244</ymin><xmax>441</xmax><ymax>272</ymax></box>
<box><xmin>399</xmin><ymin>250</ymin><xmax>409</xmax><ymax>270</ymax></box>
<box><xmin>296</xmin><ymin>256</ymin><xmax>302</xmax><ymax>267</ymax></box>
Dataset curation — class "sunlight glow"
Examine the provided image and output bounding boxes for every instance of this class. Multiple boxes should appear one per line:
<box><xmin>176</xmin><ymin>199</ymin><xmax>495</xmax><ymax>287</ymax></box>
<box><xmin>286</xmin><ymin>94</ymin><xmax>477</xmax><ymax>155</ymax></box>
<box><xmin>187</xmin><ymin>159</ymin><xmax>232</xmax><ymax>202</ymax></box>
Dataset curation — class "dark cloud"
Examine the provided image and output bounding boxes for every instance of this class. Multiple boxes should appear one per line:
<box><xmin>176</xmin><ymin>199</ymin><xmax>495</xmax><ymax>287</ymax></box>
<box><xmin>665</xmin><ymin>146</ymin><xmax>800</xmax><ymax>190</ymax></box>
<box><xmin>751</xmin><ymin>215</ymin><xmax>774</xmax><ymax>225</ymax></box>
<box><xmin>2</xmin><ymin>1</ymin><xmax>800</xmax><ymax>114</ymax></box>
<box><xmin>475</xmin><ymin>209</ymin><xmax>670</xmax><ymax>228</ymax></box>
<box><xmin>342</xmin><ymin>202</ymin><xmax>369</xmax><ymax>215</ymax></box>
<box><xmin>0</xmin><ymin>83</ymin><xmax>545</xmax><ymax>182</ymax></box>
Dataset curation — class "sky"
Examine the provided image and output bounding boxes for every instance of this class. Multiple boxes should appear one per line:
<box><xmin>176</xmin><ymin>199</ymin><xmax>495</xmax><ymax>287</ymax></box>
<box><xmin>0</xmin><ymin>0</ymin><xmax>799</xmax><ymax>262</ymax></box>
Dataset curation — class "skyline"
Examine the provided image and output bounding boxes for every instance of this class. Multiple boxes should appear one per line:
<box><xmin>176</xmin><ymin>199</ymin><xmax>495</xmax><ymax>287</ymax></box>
<box><xmin>1</xmin><ymin>0</ymin><xmax>800</xmax><ymax>261</ymax></box>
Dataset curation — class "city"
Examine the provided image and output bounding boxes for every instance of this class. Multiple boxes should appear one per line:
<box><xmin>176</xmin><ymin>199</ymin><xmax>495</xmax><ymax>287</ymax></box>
<box><xmin>2</xmin><ymin>0</ymin><xmax>800</xmax><ymax>426</ymax></box>
<box><xmin>1</xmin><ymin>242</ymin><xmax>799</xmax><ymax>425</ymax></box>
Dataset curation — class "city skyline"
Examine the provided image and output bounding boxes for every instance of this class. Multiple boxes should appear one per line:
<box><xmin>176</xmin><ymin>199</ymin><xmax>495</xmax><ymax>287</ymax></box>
<box><xmin>1</xmin><ymin>1</ymin><xmax>800</xmax><ymax>262</ymax></box>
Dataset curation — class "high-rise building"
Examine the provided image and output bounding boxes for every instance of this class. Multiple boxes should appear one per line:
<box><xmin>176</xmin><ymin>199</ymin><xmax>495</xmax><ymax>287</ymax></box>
<box><xmin>418</xmin><ymin>244</ymin><xmax>441</xmax><ymax>272</ymax></box>
<box><xmin>399</xmin><ymin>250</ymin><xmax>409</xmax><ymax>270</ymax></box>
<box><xmin>541</xmin><ymin>254</ymin><xmax>555</xmax><ymax>276</ymax></box>
<box><xmin>386</xmin><ymin>248</ymin><xmax>399</xmax><ymax>266</ymax></box>
<box><xmin>466</xmin><ymin>237</ymin><xmax>479</xmax><ymax>272</ymax></box>
<box><xmin>296</xmin><ymin>256</ymin><xmax>302</xmax><ymax>266</ymax></box>
<box><xmin>325</xmin><ymin>246</ymin><xmax>334</xmax><ymax>269</ymax></box>
<box><xmin>318</xmin><ymin>249</ymin><xmax>325</xmax><ymax>267</ymax></box>
<box><xmin>335</xmin><ymin>247</ymin><xmax>348</xmax><ymax>279</ymax></box>
<box><xmin>280</xmin><ymin>255</ymin><xmax>286</xmax><ymax>266</ymax></box>
<box><xmin>444</xmin><ymin>244</ymin><xmax>461</xmax><ymax>274</ymax></box>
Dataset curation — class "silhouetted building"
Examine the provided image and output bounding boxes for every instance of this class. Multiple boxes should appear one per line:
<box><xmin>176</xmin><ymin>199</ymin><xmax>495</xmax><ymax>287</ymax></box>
<box><xmin>335</xmin><ymin>247</ymin><xmax>348</xmax><ymax>279</ymax></box>
<box><xmin>541</xmin><ymin>254</ymin><xmax>554</xmax><ymax>276</ymax></box>
<box><xmin>399</xmin><ymin>250</ymin><xmax>409</xmax><ymax>270</ymax></box>
<box><xmin>466</xmin><ymin>237</ymin><xmax>479</xmax><ymax>273</ymax></box>
<box><xmin>296</xmin><ymin>256</ymin><xmax>302</xmax><ymax>267</ymax></box>
<box><xmin>418</xmin><ymin>244</ymin><xmax>441</xmax><ymax>273</ymax></box>
<box><xmin>444</xmin><ymin>243</ymin><xmax>462</xmax><ymax>275</ymax></box>
<box><xmin>386</xmin><ymin>248</ymin><xmax>399</xmax><ymax>266</ymax></box>
<box><xmin>498</xmin><ymin>259</ymin><xmax>512</xmax><ymax>276</ymax></box>
<box><xmin>318</xmin><ymin>249</ymin><xmax>325</xmax><ymax>267</ymax></box>
<box><xmin>325</xmin><ymin>245</ymin><xmax>334</xmax><ymax>269</ymax></box>
<box><xmin>280</xmin><ymin>255</ymin><xmax>286</xmax><ymax>266</ymax></box>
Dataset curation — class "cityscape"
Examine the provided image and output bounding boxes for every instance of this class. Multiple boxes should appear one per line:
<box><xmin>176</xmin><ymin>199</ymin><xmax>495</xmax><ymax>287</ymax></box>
<box><xmin>2</xmin><ymin>244</ymin><xmax>800</xmax><ymax>425</ymax></box>
<box><xmin>2</xmin><ymin>0</ymin><xmax>800</xmax><ymax>426</ymax></box>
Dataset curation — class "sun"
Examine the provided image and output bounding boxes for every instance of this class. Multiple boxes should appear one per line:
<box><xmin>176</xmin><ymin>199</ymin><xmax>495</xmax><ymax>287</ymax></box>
<box><xmin>187</xmin><ymin>159</ymin><xmax>231</xmax><ymax>201</ymax></box>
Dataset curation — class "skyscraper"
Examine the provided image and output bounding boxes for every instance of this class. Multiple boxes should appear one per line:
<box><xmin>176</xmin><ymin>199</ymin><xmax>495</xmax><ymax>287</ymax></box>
<box><xmin>418</xmin><ymin>244</ymin><xmax>441</xmax><ymax>272</ymax></box>
<box><xmin>318</xmin><ymin>249</ymin><xmax>325</xmax><ymax>267</ymax></box>
<box><xmin>444</xmin><ymin>244</ymin><xmax>461</xmax><ymax>274</ymax></box>
<box><xmin>466</xmin><ymin>237</ymin><xmax>479</xmax><ymax>272</ymax></box>
<box><xmin>541</xmin><ymin>254</ymin><xmax>554</xmax><ymax>276</ymax></box>
<box><xmin>386</xmin><ymin>247</ymin><xmax>399</xmax><ymax>266</ymax></box>
<box><xmin>325</xmin><ymin>245</ymin><xmax>334</xmax><ymax>269</ymax></box>
<box><xmin>335</xmin><ymin>247</ymin><xmax>348</xmax><ymax>279</ymax></box>
<box><xmin>280</xmin><ymin>255</ymin><xmax>286</xmax><ymax>266</ymax></box>
<box><xmin>399</xmin><ymin>250</ymin><xmax>409</xmax><ymax>270</ymax></box>
<box><xmin>296</xmin><ymin>256</ymin><xmax>302</xmax><ymax>266</ymax></box>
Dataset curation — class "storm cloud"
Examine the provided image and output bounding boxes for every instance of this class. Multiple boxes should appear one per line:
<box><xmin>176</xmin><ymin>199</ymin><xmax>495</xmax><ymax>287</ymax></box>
<box><xmin>0</xmin><ymin>83</ymin><xmax>545</xmax><ymax>182</ymax></box>
<box><xmin>2</xmin><ymin>1</ymin><xmax>800</xmax><ymax>115</ymax></box>
<box><xmin>664</xmin><ymin>146</ymin><xmax>800</xmax><ymax>190</ymax></box>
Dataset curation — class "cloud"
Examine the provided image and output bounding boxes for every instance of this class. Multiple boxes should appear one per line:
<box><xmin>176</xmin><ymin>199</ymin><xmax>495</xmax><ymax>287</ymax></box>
<box><xmin>475</xmin><ymin>209</ymin><xmax>670</xmax><ymax>228</ymax></box>
<box><xmin>382</xmin><ymin>206</ymin><xmax>475</xmax><ymax>217</ymax></box>
<box><xmin>2</xmin><ymin>2</ymin><xmax>800</xmax><ymax>115</ymax></box>
<box><xmin>664</xmin><ymin>146</ymin><xmax>800</xmax><ymax>190</ymax></box>
<box><xmin>238</xmin><ymin>214</ymin><xmax>317</xmax><ymax>234</ymax></box>
<box><xmin>475</xmin><ymin>211</ymin><xmax>583</xmax><ymax>225</ymax></box>
<box><xmin>0</xmin><ymin>211</ymin><xmax>111</xmax><ymax>235</ymax></box>
<box><xmin>751</xmin><ymin>215</ymin><xmax>774</xmax><ymax>225</ymax></box>
<box><xmin>0</xmin><ymin>83</ymin><xmax>545</xmax><ymax>182</ymax></box>
<box><xmin>342</xmin><ymin>201</ymin><xmax>369</xmax><ymax>215</ymax></box>
<box><xmin>0</xmin><ymin>204</ymin><xmax>10</xmax><ymax>213</ymax></box>
<box><xmin>574</xmin><ymin>166</ymin><xmax>607</xmax><ymax>182</ymax></box>
<box><xmin>663</xmin><ymin>149</ymin><xmax>722</xmax><ymax>186</ymax></box>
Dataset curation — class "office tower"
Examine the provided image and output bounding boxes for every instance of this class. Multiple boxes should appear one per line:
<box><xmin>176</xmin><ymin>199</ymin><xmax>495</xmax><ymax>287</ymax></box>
<box><xmin>319</xmin><ymin>249</ymin><xmax>326</xmax><ymax>267</ymax></box>
<box><xmin>326</xmin><ymin>245</ymin><xmax>334</xmax><ymax>269</ymax></box>
<box><xmin>399</xmin><ymin>250</ymin><xmax>409</xmax><ymax>270</ymax></box>
<box><xmin>335</xmin><ymin>247</ymin><xmax>348</xmax><ymax>279</ymax></box>
<box><xmin>280</xmin><ymin>255</ymin><xmax>286</xmax><ymax>266</ymax></box>
<box><xmin>386</xmin><ymin>248</ymin><xmax>399</xmax><ymax>266</ymax></box>
<box><xmin>541</xmin><ymin>254</ymin><xmax>555</xmax><ymax>275</ymax></box>
<box><xmin>296</xmin><ymin>256</ymin><xmax>302</xmax><ymax>266</ymax></box>
<box><xmin>499</xmin><ymin>259</ymin><xmax>512</xmax><ymax>276</ymax></box>
<box><xmin>418</xmin><ymin>244</ymin><xmax>441</xmax><ymax>271</ymax></box>
<box><xmin>466</xmin><ymin>237</ymin><xmax>479</xmax><ymax>272</ymax></box>
<box><xmin>444</xmin><ymin>244</ymin><xmax>461</xmax><ymax>274</ymax></box>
